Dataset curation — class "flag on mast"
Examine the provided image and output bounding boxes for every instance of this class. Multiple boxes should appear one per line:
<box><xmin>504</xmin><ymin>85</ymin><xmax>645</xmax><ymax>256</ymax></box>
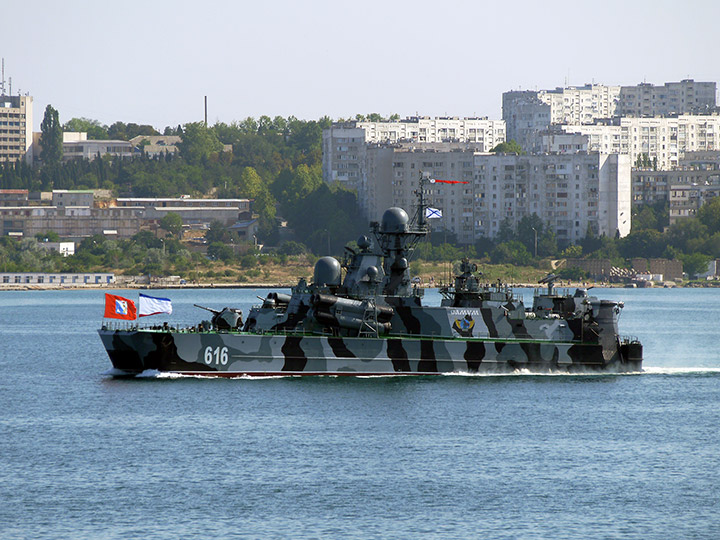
<box><xmin>425</xmin><ymin>207</ymin><xmax>443</xmax><ymax>219</ymax></box>
<box><xmin>138</xmin><ymin>293</ymin><xmax>173</xmax><ymax>317</ymax></box>
<box><xmin>430</xmin><ymin>178</ymin><xmax>470</xmax><ymax>184</ymax></box>
<box><xmin>104</xmin><ymin>294</ymin><xmax>137</xmax><ymax>320</ymax></box>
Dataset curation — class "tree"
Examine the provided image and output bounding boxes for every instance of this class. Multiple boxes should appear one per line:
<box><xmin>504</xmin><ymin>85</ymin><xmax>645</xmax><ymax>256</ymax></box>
<box><xmin>619</xmin><ymin>229</ymin><xmax>666</xmax><ymax>259</ymax></box>
<box><xmin>666</xmin><ymin>218</ymin><xmax>708</xmax><ymax>253</ymax></box>
<box><xmin>178</xmin><ymin>122</ymin><xmax>223</xmax><ymax>164</ymax></box>
<box><xmin>680</xmin><ymin>252</ymin><xmax>711</xmax><ymax>279</ymax></box>
<box><xmin>63</xmin><ymin>118</ymin><xmax>109</xmax><ymax>140</ymax></box>
<box><xmin>207</xmin><ymin>241</ymin><xmax>235</xmax><ymax>263</ymax></box>
<box><xmin>40</xmin><ymin>105</ymin><xmax>63</xmax><ymax>165</ymax></box>
<box><xmin>697</xmin><ymin>197</ymin><xmax>720</xmax><ymax>235</ymax></box>
<box><xmin>35</xmin><ymin>231</ymin><xmax>61</xmax><ymax>242</ymax></box>
<box><xmin>490</xmin><ymin>139</ymin><xmax>524</xmax><ymax>154</ymax></box>
<box><xmin>490</xmin><ymin>241</ymin><xmax>532</xmax><ymax>265</ymax></box>
<box><xmin>516</xmin><ymin>214</ymin><xmax>544</xmax><ymax>255</ymax></box>
<box><xmin>160</xmin><ymin>212</ymin><xmax>184</xmax><ymax>237</ymax></box>
<box><xmin>496</xmin><ymin>217</ymin><xmax>515</xmax><ymax>243</ymax></box>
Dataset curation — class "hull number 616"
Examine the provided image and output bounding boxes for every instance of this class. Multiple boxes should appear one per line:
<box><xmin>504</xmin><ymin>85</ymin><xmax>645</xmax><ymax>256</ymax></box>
<box><xmin>204</xmin><ymin>346</ymin><xmax>229</xmax><ymax>366</ymax></box>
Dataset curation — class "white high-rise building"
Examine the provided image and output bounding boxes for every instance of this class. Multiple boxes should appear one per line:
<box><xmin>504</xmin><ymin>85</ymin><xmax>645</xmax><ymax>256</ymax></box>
<box><xmin>364</xmin><ymin>146</ymin><xmax>631</xmax><ymax>244</ymax></box>
<box><xmin>559</xmin><ymin>115</ymin><xmax>720</xmax><ymax>170</ymax></box>
<box><xmin>503</xmin><ymin>80</ymin><xmax>717</xmax><ymax>152</ymax></box>
<box><xmin>0</xmin><ymin>94</ymin><xmax>33</xmax><ymax>164</ymax></box>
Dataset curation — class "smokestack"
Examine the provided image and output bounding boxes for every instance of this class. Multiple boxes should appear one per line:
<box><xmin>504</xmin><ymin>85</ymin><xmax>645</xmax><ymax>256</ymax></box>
<box><xmin>204</xmin><ymin>96</ymin><xmax>207</xmax><ymax>127</ymax></box>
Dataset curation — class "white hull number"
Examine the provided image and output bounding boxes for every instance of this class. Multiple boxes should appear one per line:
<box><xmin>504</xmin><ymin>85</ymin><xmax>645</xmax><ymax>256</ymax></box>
<box><xmin>204</xmin><ymin>346</ymin><xmax>229</xmax><ymax>366</ymax></box>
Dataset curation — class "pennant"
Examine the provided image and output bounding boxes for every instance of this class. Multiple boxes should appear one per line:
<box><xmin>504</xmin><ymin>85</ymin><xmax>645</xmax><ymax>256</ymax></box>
<box><xmin>431</xmin><ymin>178</ymin><xmax>470</xmax><ymax>184</ymax></box>
<box><xmin>138</xmin><ymin>293</ymin><xmax>173</xmax><ymax>317</ymax></box>
<box><xmin>104</xmin><ymin>293</ymin><xmax>137</xmax><ymax>320</ymax></box>
<box><xmin>425</xmin><ymin>207</ymin><xmax>443</xmax><ymax>219</ymax></box>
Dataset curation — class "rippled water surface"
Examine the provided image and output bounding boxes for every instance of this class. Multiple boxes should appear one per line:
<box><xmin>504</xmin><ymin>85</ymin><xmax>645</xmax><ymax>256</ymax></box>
<box><xmin>1</xmin><ymin>287</ymin><xmax>719</xmax><ymax>539</ymax></box>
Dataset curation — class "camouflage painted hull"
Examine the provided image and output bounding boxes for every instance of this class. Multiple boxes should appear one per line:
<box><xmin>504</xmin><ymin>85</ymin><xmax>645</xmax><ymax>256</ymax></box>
<box><xmin>98</xmin><ymin>328</ymin><xmax>643</xmax><ymax>376</ymax></box>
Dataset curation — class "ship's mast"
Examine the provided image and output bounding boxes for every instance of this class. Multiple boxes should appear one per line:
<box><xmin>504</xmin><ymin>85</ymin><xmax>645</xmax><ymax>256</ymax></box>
<box><xmin>411</xmin><ymin>171</ymin><xmax>431</xmax><ymax>232</ymax></box>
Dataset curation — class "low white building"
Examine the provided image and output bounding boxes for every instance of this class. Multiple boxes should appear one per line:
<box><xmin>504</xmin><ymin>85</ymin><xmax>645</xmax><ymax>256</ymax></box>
<box><xmin>0</xmin><ymin>272</ymin><xmax>115</xmax><ymax>286</ymax></box>
<box><xmin>38</xmin><ymin>241</ymin><xmax>75</xmax><ymax>256</ymax></box>
<box><xmin>62</xmin><ymin>132</ymin><xmax>134</xmax><ymax>160</ymax></box>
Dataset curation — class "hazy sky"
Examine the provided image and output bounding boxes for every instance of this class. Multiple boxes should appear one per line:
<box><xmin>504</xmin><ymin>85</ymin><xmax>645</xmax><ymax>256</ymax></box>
<box><xmin>3</xmin><ymin>0</ymin><xmax>718</xmax><ymax>131</ymax></box>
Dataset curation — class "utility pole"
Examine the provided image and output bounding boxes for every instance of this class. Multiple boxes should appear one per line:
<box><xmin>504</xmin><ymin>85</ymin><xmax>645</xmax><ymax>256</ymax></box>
<box><xmin>204</xmin><ymin>96</ymin><xmax>208</xmax><ymax>127</ymax></box>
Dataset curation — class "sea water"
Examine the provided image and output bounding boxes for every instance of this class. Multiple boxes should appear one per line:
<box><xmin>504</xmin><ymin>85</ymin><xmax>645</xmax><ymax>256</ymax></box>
<box><xmin>1</xmin><ymin>287</ymin><xmax>719</xmax><ymax>539</ymax></box>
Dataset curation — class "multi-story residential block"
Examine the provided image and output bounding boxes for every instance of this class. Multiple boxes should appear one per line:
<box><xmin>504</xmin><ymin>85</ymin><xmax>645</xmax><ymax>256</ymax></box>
<box><xmin>0</xmin><ymin>94</ymin><xmax>33</xmax><ymax>163</ymax></box>
<box><xmin>364</xmin><ymin>146</ymin><xmax>631</xmax><ymax>244</ymax></box>
<box><xmin>560</xmin><ymin>115</ymin><xmax>720</xmax><ymax>171</ymax></box>
<box><xmin>668</xmin><ymin>183</ymin><xmax>720</xmax><ymax>224</ymax></box>
<box><xmin>633</xmin><ymin>152</ymin><xmax>720</xmax><ymax>206</ymax></box>
<box><xmin>503</xmin><ymin>80</ymin><xmax>717</xmax><ymax>152</ymax></box>
<box><xmin>617</xmin><ymin>80</ymin><xmax>716</xmax><ymax>117</ymax></box>
<box><xmin>322</xmin><ymin>117</ymin><xmax>505</xmax><ymax>190</ymax></box>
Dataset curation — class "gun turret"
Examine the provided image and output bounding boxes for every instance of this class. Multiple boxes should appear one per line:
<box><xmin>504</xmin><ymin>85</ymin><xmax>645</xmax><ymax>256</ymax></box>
<box><xmin>194</xmin><ymin>304</ymin><xmax>242</xmax><ymax>330</ymax></box>
<box><xmin>194</xmin><ymin>304</ymin><xmax>220</xmax><ymax>315</ymax></box>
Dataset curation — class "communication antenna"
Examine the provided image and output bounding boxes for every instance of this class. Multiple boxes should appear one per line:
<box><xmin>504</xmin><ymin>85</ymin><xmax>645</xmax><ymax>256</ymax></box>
<box><xmin>8</xmin><ymin>77</ymin><xmax>11</xmax><ymax>96</ymax></box>
<box><xmin>0</xmin><ymin>58</ymin><xmax>4</xmax><ymax>96</ymax></box>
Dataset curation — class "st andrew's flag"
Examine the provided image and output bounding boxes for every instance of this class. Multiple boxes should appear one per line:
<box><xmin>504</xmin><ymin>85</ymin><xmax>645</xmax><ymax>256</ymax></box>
<box><xmin>104</xmin><ymin>293</ymin><xmax>137</xmax><ymax>320</ymax></box>
<box><xmin>138</xmin><ymin>293</ymin><xmax>173</xmax><ymax>317</ymax></box>
<box><xmin>425</xmin><ymin>207</ymin><xmax>443</xmax><ymax>219</ymax></box>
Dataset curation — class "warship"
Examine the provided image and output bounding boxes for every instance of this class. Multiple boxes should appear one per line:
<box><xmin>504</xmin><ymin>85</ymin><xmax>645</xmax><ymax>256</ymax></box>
<box><xmin>98</xmin><ymin>175</ymin><xmax>642</xmax><ymax>376</ymax></box>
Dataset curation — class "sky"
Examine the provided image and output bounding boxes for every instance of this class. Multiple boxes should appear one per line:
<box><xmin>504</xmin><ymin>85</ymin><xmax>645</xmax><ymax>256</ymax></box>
<box><xmin>2</xmin><ymin>0</ymin><xmax>719</xmax><ymax>131</ymax></box>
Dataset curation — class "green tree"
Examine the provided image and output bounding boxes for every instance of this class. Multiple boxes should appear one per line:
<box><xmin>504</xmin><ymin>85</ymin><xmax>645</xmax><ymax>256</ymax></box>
<box><xmin>490</xmin><ymin>139</ymin><xmax>524</xmax><ymax>154</ymax></box>
<box><xmin>178</xmin><ymin>122</ymin><xmax>224</xmax><ymax>164</ymax></box>
<box><xmin>160</xmin><ymin>212</ymin><xmax>184</xmax><ymax>237</ymax></box>
<box><xmin>63</xmin><ymin>118</ymin><xmax>109</xmax><ymax>139</ymax></box>
<box><xmin>619</xmin><ymin>229</ymin><xmax>666</xmax><ymax>259</ymax></box>
<box><xmin>35</xmin><ymin>231</ymin><xmax>61</xmax><ymax>242</ymax></box>
<box><xmin>490</xmin><ymin>241</ymin><xmax>532</xmax><ymax>265</ymax></box>
<box><xmin>207</xmin><ymin>241</ymin><xmax>235</xmax><ymax>263</ymax></box>
<box><xmin>205</xmin><ymin>220</ymin><xmax>235</xmax><ymax>244</ymax></box>
<box><xmin>666</xmin><ymin>218</ymin><xmax>708</xmax><ymax>253</ymax></box>
<box><xmin>697</xmin><ymin>197</ymin><xmax>720</xmax><ymax>235</ymax></box>
<box><xmin>516</xmin><ymin>214</ymin><xmax>544</xmax><ymax>256</ymax></box>
<box><xmin>680</xmin><ymin>252</ymin><xmax>711</xmax><ymax>279</ymax></box>
<box><xmin>40</xmin><ymin>105</ymin><xmax>63</xmax><ymax>165</ymax></box>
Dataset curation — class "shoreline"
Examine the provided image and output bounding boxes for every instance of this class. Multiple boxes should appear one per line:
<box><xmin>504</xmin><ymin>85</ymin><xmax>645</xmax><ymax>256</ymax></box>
<box><xmin>0</xmin><ymin>280</ymin><xmax>699</xmax><ymax>292</ymax></box>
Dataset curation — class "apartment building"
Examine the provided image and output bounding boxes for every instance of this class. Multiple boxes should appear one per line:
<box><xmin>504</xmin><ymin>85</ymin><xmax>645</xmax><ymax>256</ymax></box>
<box><xmin>560</xmin><ymin>115</ymin><xmax>720</xmax><ymax>170</ymax></box>
<box><xmin>0</xmin><ymin>94</ymin><xmax>32</xmax><ymax>163</ymax></box>
<box><xmin>364</xmin><ymin>147</ymin><xmax>631</xmax><ymax>244</ymax></box>
<box><xmin>633</xmin><ymin>151</ymin><xmax>720</xmax><ymax>205</ymax></box>
<box><xmin>503</xmin><ymin>80</ymin><xmax>717</xmax><ymax>152</ymax></box>
<box><xmin>617</xmin><ymin>80</ymin><xmax>716</xmax><ymax>117</ymax></box>
<box><xmin>668</xmin><ymin>183</ymin><xmax>720</xmax><ymax>224</ymax></box>
<box><xmin>322</xmin><ymin>117</ymin><xmax>505</xmax><ymax>189</ymax></box>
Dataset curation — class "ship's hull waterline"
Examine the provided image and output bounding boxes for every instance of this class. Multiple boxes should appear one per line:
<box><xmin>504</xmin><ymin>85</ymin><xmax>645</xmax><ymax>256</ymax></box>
<box><xmin>99</xmin><ymin>328</ymin><xmax>643</xmax><ymax>377</ymax></box>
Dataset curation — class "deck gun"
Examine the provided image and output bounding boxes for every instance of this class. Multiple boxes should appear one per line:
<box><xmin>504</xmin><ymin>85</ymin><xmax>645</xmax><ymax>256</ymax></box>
<box><xmin>194</xmin><ymin>304</ymin><xmax>243</xmax><ymax>330</ymax></box>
